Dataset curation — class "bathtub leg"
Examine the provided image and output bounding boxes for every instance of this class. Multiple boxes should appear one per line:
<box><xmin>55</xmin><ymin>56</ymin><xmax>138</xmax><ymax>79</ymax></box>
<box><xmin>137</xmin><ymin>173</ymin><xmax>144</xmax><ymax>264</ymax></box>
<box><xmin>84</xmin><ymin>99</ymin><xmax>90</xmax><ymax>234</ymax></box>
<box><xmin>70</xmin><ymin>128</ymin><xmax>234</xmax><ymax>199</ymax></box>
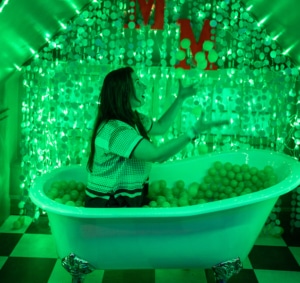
<box><xmin>61</xmin><ymin>253</ymin><xmax>95</xmax><ymax>283</ymax></box>
<box><xmin>212</xmin><ymin>257</ymin><xmax>242</xmax><ymax>283</ymax></box>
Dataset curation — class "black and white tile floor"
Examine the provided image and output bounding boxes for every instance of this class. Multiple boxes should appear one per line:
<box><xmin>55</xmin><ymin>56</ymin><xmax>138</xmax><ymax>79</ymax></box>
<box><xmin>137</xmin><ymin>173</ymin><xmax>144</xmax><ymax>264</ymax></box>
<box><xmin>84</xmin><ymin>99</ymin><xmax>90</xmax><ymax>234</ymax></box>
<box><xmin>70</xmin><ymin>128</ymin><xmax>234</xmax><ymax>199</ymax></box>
<box><xmin>0</xmin><ymin>215</ymin><xmax>300</xmax><ymax>283</ymax></box>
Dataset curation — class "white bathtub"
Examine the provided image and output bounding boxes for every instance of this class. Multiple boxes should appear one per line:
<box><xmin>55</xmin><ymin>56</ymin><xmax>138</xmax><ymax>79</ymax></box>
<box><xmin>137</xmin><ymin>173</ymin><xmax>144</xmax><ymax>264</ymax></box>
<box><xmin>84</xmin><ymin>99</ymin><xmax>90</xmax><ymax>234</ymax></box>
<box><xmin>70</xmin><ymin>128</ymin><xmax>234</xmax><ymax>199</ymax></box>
<box><xmin>29</xmin><ymin>149</ymin><xmax>300</xmax><ymax>282</ymax></box>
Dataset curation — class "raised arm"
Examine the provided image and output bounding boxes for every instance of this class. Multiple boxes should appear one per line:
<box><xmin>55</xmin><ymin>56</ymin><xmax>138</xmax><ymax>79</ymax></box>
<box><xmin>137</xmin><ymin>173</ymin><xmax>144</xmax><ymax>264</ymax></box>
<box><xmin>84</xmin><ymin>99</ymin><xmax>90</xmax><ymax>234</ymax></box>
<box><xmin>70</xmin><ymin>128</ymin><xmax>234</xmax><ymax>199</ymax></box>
<box><xmin>132</xmin><ymin>117</ymin><xmax>230</xmax><ymax>163</ymax></box>
<box><xmin>149</xmin><ymin>80</ymin><xmax>198</xmax><ymax>135</ymax></box>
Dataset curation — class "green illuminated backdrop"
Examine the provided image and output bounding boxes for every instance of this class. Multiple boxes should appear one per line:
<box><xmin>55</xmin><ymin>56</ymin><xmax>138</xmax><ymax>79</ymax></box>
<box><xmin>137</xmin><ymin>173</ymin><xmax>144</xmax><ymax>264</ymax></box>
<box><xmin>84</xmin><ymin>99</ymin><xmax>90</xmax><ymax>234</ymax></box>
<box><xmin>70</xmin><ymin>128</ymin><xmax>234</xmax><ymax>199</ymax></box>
<box><xmin>19</xmin><ymin>0</ymin><xmax>300</xmax><ymax>231</ymax></box>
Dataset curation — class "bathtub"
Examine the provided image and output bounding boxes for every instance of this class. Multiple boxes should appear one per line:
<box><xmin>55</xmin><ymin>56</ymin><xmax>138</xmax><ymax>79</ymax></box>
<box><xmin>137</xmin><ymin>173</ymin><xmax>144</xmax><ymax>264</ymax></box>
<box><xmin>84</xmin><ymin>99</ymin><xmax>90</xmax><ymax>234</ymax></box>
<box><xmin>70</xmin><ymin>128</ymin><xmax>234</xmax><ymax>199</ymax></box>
<box><xmin>29</xmin><ymin>149</ymin><xmax>300</xmax><ymax>282</ymax></box>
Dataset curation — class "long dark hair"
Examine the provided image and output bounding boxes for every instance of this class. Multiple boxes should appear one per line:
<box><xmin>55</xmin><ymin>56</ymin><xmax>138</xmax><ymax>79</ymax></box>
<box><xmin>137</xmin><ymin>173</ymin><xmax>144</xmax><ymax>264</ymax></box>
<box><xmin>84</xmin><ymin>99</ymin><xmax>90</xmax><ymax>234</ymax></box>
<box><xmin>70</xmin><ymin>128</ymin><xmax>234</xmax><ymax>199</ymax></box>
<box><xmin>87</xmin><ymin>67</ymin><xmax>149</xmax><ymax>172</ymax></box>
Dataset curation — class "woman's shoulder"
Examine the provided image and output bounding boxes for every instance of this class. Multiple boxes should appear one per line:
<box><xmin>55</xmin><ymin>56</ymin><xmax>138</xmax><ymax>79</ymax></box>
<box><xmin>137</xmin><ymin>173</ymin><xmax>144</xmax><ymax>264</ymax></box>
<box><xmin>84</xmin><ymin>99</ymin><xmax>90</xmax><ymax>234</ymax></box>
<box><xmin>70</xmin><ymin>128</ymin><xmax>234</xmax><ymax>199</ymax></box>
<box><xmin>101</xmin><ymin>119</ymin><xmax>134</xmax><ymax>132</ymax></box>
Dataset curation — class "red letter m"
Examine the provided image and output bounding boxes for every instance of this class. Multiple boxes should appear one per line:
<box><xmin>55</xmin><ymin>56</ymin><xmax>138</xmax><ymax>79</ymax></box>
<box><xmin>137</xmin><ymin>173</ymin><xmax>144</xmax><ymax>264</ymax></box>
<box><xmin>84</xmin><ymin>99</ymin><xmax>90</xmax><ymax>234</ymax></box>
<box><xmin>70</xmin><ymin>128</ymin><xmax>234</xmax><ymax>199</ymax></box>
<box><xmin>176</xmin><ymin>19</ymin><xmax>218</xmax><ymax>70</ymax></box>
<box><xmin>124</xmin><ymin>0</ymin><xmax>165</xmax><ymax>30</ymax></box>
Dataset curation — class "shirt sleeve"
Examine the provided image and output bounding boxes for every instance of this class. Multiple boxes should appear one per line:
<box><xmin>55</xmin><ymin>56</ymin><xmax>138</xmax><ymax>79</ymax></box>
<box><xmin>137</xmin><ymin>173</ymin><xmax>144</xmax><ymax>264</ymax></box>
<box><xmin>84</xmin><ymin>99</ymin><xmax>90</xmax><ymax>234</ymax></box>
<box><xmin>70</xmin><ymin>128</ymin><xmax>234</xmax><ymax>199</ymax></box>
<box><xmin>108</xmin><ymin>123</ymin><xmax>143</xmax><ymax>158</ymax></box>
<box><xmin>138</xmin><ymin>112</ymin><xmax>153</xmax><ymax>133</ymax></box>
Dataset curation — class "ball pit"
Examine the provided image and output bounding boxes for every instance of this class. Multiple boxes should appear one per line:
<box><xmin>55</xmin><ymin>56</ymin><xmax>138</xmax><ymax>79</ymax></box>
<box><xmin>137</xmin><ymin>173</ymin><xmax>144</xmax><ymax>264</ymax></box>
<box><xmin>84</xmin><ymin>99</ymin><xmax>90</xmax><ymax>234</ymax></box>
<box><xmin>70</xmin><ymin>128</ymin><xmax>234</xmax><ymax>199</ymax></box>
<box><xmin>146</xmin><ymin>161</ymin><xmax>279</xmax><ymax>208</ymax></box>
<box><xmin>47</xmin><ymin>180</ymin><xmax>86</xmax><ymax>207</ymax></box>
<box><xmin>47</xmin><ymin>162</ymin><xmax>278</xmax><ymax>208</ymax></box>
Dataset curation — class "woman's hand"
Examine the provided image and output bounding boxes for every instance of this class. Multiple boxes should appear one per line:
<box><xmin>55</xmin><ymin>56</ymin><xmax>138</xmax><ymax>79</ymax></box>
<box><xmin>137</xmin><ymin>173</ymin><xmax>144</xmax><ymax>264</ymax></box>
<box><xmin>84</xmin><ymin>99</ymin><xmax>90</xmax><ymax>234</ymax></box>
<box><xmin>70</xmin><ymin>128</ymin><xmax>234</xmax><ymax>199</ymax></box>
<box><xmin>177</xmin><ymin>79</ymin><xmax>200</xmax><ymax>101</ymax></box>
<box><xmin>193</xmin><ymin>113</ymin><xmax>230</xmax><ymax>134</ymax></box>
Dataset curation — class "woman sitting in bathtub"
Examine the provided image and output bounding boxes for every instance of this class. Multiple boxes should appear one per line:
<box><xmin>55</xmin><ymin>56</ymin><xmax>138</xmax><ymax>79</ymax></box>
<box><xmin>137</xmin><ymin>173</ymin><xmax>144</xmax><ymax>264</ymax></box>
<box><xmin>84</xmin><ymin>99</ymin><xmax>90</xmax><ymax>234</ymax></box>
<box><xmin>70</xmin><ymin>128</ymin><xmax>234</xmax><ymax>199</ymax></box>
<box><xmin>85</xmin><ymin>66</ymin><xmax>228</xmax><ymax>208</ymax></box>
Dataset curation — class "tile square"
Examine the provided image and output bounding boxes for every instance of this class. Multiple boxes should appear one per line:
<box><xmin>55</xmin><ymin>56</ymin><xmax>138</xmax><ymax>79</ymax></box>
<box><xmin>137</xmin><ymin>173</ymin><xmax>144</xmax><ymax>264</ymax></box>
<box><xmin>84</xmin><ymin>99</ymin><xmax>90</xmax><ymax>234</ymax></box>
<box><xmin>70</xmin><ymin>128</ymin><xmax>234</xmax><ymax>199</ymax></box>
<box><xmin>0</xmin><ymin>256</ymin><xmax>8</xmax><ymax>270</ymax></box>
<box><xmin>242</xmin><ymin>257</ymin><xmax>253</xmax><ymax>269</ymax></box>
<box><xmin>0</xmin><ymin>233</ymin><xmax>22</xmax><ymax>256</ymax></box>
<box><xmin>289</xmin><ymin>247</ymin><xmax>300</xmax><ymax>266</ymax></box>
<box><xmin>0</xmin><ymin>215</ymin><xmax>32</xmax><ymax>234</ymax></box>
<box><xmin>254</xmin><ymin>269</ymin><xmax>300</xmax><ymax>283</ymax></box>
<box><xmin>205</xmin><ymin>268</ymin><xmax>258</xmax><ymax>283</ymax></box>
<box><xmin>255</xmin><ymin>234</ymin><xmax>287</xmax><ymax>247</ymax></box>
<box><xmin>102</xmin><ymin>269</ymin><xmax>155</xmax><ymax>283</ymax></box>
<box><xmin>249</xmin><ymin>246</ymin><xmax>300</xmax><ymax>271</ymax></box>
<box><xmin>282</xmin><ymin>229</ymin><xmax>300</xmax><ymax>247</ymax></box>
<box><xmin>0</xmin><ymin>257</ymin><xmax>56</xmax><ymax>283</ymax></box>
<box><xmin>48</xmin><ymin>259</ymin><xmax>104</xmax><ymax>283</ymax></box>
<box><xmin>25</xmin><ymin>215</ymin><xmax>51</xmax><ymax>234</ymax></box>
<box><xmin>155</xmin><ymin>268</ymin><xmax>207</xmax><ymax>283</ymax></box>
<box><xmin>10</xmin><ymin>234</ymin><xmax>58</xmax><ymax>258</ymax></box>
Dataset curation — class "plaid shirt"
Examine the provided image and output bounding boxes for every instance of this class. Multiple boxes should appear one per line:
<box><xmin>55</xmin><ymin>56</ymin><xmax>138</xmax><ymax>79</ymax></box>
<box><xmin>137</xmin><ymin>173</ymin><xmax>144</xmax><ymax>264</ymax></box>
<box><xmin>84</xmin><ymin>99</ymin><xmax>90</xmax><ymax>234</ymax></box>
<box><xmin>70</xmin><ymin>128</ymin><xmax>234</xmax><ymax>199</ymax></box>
<box><xmin>87</xmin><ymin>113</ymin><xmax>153</xmax><ymax>199</ymax></box>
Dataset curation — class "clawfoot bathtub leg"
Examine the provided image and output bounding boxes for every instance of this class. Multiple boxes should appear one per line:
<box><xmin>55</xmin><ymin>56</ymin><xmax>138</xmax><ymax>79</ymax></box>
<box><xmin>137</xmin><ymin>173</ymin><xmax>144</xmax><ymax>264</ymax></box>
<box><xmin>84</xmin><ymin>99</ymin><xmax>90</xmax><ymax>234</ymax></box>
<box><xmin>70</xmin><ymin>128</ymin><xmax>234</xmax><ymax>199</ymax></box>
<box><xmin>212</xmin><ymin>257</ymin><xmax>243</xmax><ymax>283</ymax></box>
<box><xmin>61</xmin><ymin>253</ymin><xmax>95</xmax><ymax>283</ymax></box>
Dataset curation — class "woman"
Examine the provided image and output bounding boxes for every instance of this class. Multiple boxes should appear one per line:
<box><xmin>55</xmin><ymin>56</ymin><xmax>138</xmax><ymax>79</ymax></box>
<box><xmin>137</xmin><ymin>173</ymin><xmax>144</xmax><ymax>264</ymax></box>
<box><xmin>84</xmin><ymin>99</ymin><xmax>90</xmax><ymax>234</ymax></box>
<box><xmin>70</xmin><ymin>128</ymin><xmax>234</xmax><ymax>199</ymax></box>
<box><xmin>85</xmin><ymin>66</ymin><xmax>228</xmax><ymax>208</ymax></box>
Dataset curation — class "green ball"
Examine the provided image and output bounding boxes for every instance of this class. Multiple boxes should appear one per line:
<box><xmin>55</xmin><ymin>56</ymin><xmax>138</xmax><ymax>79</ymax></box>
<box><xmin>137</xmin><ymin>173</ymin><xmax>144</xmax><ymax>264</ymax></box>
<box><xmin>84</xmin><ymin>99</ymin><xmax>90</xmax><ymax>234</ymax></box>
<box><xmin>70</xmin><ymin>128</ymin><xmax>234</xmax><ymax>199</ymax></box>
<box><xmin>264</xmin><ymin>165</ymin><xmax>274</xmax><ymax>175</ymax></box>
<box><xmin>235</xmin><ymin>173</ymin><xmax>243</xmax><ymax>182</ymax></box>
<box><xmin>213</xmin><ymin>192</ymin><xmax>220</xmax><ymax>199</ymax></box>
<box><xmin>224</xmin><ymin>162</ymin><xmax>233</xmax><ymax>171</ymax></box>
<box><xmin>149</xmin><ymin>201</ymin><xmax>158</xmax><ymax>207</ymax></box>
<box><xmin>237</xmin><ymin>181</ymin><xmax>245</xmax><ymax>189</ymax></box>
<box><xmin>208</xmin><ymin>168</ymin><xmax>218</xmax><ymax>176</ymax></box>
<box><xmin>62</xmin><ymin>194</ymin><xmax>71</xmax><ymax>203</ymax></box>
<box><xmin>219</xmin><ymin>168</ymin><xmax>227</xmax><ymax>177</ymax></box>
<box><xmin>241</xmin><ymin>164</ymin><xmax>249</xmax><ymax>172</ymax></box>
<box><xmin>230</xmin><ymin>180</ymin><xmax>238</xmax><ymax>188</ymax></box>
<box><xmin>162</xmin><ymin>201</ymin><xmax>171</xmax><ymax>208</ymax></box>
<box><xmin>156</xmin><ymin>195</ymin><xmax>167</xmax><ymax>205</ymax></box>
<box><xmin>70</xmin><ymin>189</ymin><xmax>79</xmax><ymax>201</ymax></box>
<box><xmin>188</xmin><ymin>182</ymin><xmax>199</xmax><ymax>198</ymax></box>
<box><xmin>251</xmin><ymin>176</ymin><xmax>259</xmax><ymax>184</ymax></box>
<box><xmin>222</xmin><ymin>178</ymin><xmax>230</xmax><ymax>186</ymax></box>
<box><xmin>213</xmin><ymin>161</ymin><xmax>223</xmax><ymax>170</ymax></box>
<box><xmin>204</xmin><ymin>175</ymin><xmax>213</xmax><ymax>184</ymax></box>
<box><xmin>219</xmin><ymin>193</ymin><xmax>227</xmax><ymax>200</ymax></box>
<box><xmin>211</xmin><ymin>184</ymin><xmax>219</xmax><ymax>192</ymax></box>
<box><xmin>205</xmin><ymin>190</ymin><xmax>213</xmax><ymax>198</ymax></box>
<box><xmin>213</xmin><ymin>176</ymin><xmax>222</xmax><ymax>185</ymax></box>
<box><xmin>197</xmin><ymin>190</ymin><xmax>205</xmax><ymax>199</ymax></box>
<box><xmin>232</xmin><ymin>165</ymin><xmax>241</xmax><ymax>173</ymax></box>
<box><xmin>227</xmin><ymin>171</ymin><xmax>235</xmax><ymax>179</ymax></box>
<box><xmin>243</xmin><ymin>188</ymin><xmax>253</xmax><ymax>194</ymax></box>
<box><xmin>54</xmin><ymin>198</ymin><xmax>63</xmax><ymax>204</ymax></box>
<box><xmin>65</xmin><ymin>200</ymin><xmax>75</xmax><ymax>206</ymax></box>
<box><xmin>257</xmin><ymin>171</ymin><xmax>266</xmax><ymax>180</ymax></box>
<box><xmin>249</xmin><ymin>167</ymin><xmax>258</xmax><ymax>175</ymax></box>
<box><xmin>179</xmin><ymin>197</ymin><xmax>189</xmax><ymax>207</ymax></box>
<box><xmin>243</xmin><ymin>173</ymin><xmax>251</xmax><ymax>180</ymax></box>
<box><xmin>229</xmin><ymin>192</ymin><xmax>238</xmax><ymax>198</ymax></box>
<box><xmin>200</xmin><ymin>183</ymin><xmax>209</xmax><ymax>190</ymax></box>
<box><xmin>197</xmin><ymin>199</ymin><xmax>207</xmax><ymax>204</ymax></box>
<box><xmin>225</xmin><ymin>187</ymin><xmax>233</xmax><ymax>195</ymax></box>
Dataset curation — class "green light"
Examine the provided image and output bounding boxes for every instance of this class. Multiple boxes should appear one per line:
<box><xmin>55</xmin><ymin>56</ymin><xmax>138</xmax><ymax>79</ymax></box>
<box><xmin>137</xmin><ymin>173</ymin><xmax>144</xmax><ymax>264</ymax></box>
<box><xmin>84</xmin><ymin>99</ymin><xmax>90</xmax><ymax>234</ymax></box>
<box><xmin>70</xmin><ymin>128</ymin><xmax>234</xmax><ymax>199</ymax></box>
<box><xmin>59</xmin><ymin>21</ymin><xmax>67</xmax><ymax>29</ymax></box>
<box><xmin>0</xmin><ymin>0</ymin><xmax>9</xmax><ymax>13</ymax></box>
<box><xmin>14</xmin><ymin>64</ymin><xmax>22</xmax><ymax>71</ymax></box>
<box><xmin>246</xmin><ymin>5</ymin><xmax>253</xmax><ymax>11</ymax></box>
<box><xmin>272</xmin><ymin>31</ymin><xmax>283</xmax><ymax>41</ymax></box>
<box><xmin>257</xmin><ymin>16</ymin><xmax>268</xmax><ymax>27</ymax></box>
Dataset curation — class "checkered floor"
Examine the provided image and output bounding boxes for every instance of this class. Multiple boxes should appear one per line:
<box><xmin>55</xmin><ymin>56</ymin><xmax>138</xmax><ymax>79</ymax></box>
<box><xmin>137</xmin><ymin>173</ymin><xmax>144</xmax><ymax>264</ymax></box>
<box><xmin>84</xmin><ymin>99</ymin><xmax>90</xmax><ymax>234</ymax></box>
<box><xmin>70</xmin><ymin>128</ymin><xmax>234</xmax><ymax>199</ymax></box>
<box><xmin>0</xmin><ymin>215</ymin><xmax>300</xmax><ymax>283</ymax></box>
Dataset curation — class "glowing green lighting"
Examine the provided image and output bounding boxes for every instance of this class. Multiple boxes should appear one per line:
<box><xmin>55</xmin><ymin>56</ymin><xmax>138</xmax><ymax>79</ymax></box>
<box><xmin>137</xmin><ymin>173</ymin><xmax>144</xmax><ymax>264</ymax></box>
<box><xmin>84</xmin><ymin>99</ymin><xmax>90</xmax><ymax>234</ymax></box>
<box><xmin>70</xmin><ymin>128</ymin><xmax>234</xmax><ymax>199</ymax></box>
<box><xmin>59</xmin><ymin>21</ymin><xmax>67</xmax><ymax>29</ymax></box>
<box><xmin>272</xmin><ymin>31</ymin><xmax>283</xmax><ymax>41</ymax></box>
<box><xmin>283</xmin><ymin>47</ymin><xmax>291</xmax><ymax>55</ymax></box>
<box><xmin>257</xmin><ymin>16</ymin><xmax>268</xmax><ymax>27</ymax></box>
<box><xmin>246</xmin><ymin>5</ymin><xmax>253</xmax><ymax>11</ymax></box>
<box><xmin>14</xmin><ymin>64</ymin><xmax>22</xmax><ymax>71</ymax></box>
<box><xmin>0</xmin><ymin>0</ymin><xmax>9</xmax><ymax>13</ymax></box>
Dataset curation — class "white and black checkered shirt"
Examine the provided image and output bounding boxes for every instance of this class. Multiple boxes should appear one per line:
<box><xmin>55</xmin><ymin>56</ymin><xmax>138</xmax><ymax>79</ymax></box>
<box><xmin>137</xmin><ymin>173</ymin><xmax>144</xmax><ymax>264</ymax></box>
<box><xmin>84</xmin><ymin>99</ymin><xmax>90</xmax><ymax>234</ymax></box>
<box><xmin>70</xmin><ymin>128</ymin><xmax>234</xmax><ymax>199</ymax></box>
<box><xmin>87</xmin><ymin>113</ymin><xmax>153</xmax><ymax>199</ymax></box>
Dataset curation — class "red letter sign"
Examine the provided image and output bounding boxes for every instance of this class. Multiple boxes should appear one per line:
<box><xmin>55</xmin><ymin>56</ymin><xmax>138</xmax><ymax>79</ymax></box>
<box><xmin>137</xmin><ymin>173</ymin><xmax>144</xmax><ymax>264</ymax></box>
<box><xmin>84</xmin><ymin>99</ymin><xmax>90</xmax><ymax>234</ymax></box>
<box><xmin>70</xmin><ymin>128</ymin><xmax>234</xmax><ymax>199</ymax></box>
<box><xmin>124</xmin><ymin>0</ymin><xmax>165</xmax><ymax>30</ymax></box>
<box><xmin>176</xmin><ymin>19</ymin><xmax>218</xmax><ymax>70</ymax></box>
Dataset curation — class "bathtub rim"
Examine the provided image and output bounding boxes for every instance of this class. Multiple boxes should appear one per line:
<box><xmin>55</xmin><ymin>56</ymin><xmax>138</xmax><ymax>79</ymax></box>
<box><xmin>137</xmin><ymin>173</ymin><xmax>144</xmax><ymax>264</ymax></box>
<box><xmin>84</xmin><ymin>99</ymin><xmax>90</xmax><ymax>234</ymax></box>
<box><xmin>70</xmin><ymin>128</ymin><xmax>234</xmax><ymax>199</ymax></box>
<box><xmin>29</xmin><ymin>149</ymin><xmax>300</xmax><ymax>219</ymax></box>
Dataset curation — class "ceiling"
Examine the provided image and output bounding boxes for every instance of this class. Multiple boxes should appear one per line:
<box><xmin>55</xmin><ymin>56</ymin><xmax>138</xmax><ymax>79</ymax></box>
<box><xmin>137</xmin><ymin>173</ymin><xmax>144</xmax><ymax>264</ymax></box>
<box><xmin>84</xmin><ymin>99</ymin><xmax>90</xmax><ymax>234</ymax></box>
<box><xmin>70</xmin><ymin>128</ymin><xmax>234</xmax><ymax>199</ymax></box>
<box><xmin>0</xmin><ymin>0</ymin><xmax>299</xmax><ymax>84</ymax></box>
